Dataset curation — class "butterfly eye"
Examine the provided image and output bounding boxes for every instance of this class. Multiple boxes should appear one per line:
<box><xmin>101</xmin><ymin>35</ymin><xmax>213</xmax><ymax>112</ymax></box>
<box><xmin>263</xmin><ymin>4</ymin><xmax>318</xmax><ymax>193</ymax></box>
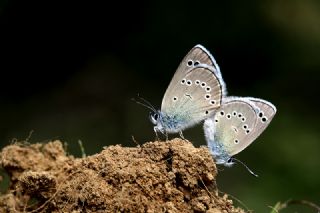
<box><xmin>227</xmin><ymin>158</ymin><xmax>233</xmax><ymax>164</ymax></box>
<box><xmin>149</xmin><ymin>112</ymin><xmax>159</xmax><ymax>124</ymax></box>
<box><xmin>187</xmin><ymin>60</ymin><xmax>193</xmax><ymax>67</ymax></box>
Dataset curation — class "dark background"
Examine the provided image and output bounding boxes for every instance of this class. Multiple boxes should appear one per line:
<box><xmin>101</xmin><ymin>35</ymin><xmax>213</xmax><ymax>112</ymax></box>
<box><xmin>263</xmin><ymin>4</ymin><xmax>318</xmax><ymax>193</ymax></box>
<box><xmin>1</xmin><ymin>0</ymin><xmax>319</xmax><ymax>212</ymax></box>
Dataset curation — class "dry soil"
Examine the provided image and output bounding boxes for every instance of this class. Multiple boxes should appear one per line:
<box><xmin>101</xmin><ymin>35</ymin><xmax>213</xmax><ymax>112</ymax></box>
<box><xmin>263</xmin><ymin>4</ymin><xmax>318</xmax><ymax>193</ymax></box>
<box><xmin>0</xmin><ymin>138</ymin><xmax>245</xmax><ymax>213</ymax></box>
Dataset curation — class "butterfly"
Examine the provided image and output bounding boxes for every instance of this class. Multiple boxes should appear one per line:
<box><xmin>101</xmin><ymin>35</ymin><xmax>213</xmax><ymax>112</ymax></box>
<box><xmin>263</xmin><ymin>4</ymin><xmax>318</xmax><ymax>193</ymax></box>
<box><xmin>148</xmin><ymin>45</ymin><xmax>226</xmax><ymax>138</ymax></box>
<box><xmin>204</xmin><ymin>97</ymin><xmax>276</xmax><ymax>166</ymax></box>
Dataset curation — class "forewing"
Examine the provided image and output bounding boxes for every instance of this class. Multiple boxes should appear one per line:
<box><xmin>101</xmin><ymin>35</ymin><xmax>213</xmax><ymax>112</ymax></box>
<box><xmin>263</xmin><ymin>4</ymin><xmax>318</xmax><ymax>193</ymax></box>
<box><xmin>166</xmin><ymin>45</ymin><xmax>226</xmax><ymax>98</ymax></box>
<box><xmin>161</xmin><ymin>65</ymin><xmax>223</xmax><ymax>128</ymax></box>
<box><xmin>179</xmin><ymin>44</ymin><xmax>220</xmax><ymax>73</ymax></box>
<box><xmin>213</xmin><ymin>99</ymin><xmax>258</xmax><ymax>156</ymax></box>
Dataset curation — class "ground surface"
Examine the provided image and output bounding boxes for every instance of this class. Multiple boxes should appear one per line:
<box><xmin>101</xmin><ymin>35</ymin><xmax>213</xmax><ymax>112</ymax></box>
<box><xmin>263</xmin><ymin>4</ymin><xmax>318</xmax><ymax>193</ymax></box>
<box><xmin>0</xmin><ymin>138</ymin><xmax>245</xmax><ymax>213</ymax></box>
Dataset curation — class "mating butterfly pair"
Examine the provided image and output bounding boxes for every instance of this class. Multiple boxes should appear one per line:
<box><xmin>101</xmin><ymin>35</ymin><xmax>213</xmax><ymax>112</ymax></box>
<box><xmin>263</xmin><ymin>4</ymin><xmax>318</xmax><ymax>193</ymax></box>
<box><xmin>148</xmin><ymin>45</ymin><xmax>276</xmax><ymax>166</ymax></box>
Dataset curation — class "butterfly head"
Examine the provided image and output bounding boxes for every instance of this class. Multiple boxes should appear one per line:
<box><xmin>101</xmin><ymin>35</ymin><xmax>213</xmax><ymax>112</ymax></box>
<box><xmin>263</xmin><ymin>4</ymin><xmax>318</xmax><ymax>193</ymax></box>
<box><xmin>225</xmin><ymin>158</ymin><xmax>235</xmax><ymax>167</ymax></box>
<box><xmin>149</xmin><ymin>111</ymin><xmax>160</xmax><ymax>125</ymax></box>
<box><xmin>149</xmin><ymin>110</ymin><xmax>169</xmax><ymax>134</ymax></box>
<box><xmin>131</xmin><ymin>95</ymin><xmax>164</xmax><ymax>129</ymax></box>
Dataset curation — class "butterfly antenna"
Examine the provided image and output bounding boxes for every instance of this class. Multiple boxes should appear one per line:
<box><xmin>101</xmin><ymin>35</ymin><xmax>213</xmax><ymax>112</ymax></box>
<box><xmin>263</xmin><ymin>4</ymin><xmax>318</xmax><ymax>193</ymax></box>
<box><xmin>137</xmin><ymin>94</ymin><xmax>157</xmax><ymax>112</ymax></box>
<box><xmin>231</xmin><ymin>158</ymin><xmax>259</xmax><ymax>177</ymax></box>
<box><xmin>131</xmin><ymin>98</ymin><xmax>156</xmax><ymax>112</ymax></box>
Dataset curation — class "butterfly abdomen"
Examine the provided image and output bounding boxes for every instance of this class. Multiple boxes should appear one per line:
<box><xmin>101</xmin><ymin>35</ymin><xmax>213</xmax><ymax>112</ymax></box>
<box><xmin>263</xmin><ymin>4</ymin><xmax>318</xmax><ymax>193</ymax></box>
<box><xmin>208</xmin><ymin>139</ymin><xmax>231</xmax><ymax>165</ymax></box>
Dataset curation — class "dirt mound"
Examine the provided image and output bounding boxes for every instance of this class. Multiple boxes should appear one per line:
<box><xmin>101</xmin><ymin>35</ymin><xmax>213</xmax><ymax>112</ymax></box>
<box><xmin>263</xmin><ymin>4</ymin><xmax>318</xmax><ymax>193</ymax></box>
<box><xmin>0</xmin><ymin>139</ymin><xmax>245</xmax><ymax>213</ymax></box>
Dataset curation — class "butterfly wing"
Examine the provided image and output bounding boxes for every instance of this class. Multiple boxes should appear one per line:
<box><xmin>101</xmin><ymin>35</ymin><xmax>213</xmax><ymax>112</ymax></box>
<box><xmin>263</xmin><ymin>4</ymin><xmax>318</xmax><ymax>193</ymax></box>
<box><xmin>164</xmin><ymin>45</ymin><xmax>226</xmax><ymax>101</ymax></box>
<box><xmin>161</xmin><ymin>65</ymin><xmax>223</xmax><ymax>131</ymax></box>
<box><xmin>212</xmin><ymin>99</ymin><xmax>258</xmax><ymax>156</ymax></box>
<box><xmin>247</xmin><ymin>97</ymin><xmax>277</xmax><ymax>142</ymax></box>
<box><xmin>192</xmin><ymin>45</ymin><xmax>224</xmax><ymax>83</ymax></box>
<box><xmin>209</xmin><ymin>97</ymin><xmax>276</xmax><ymax>157</ymax></box>
<box><xmin>178</xmin><ymin>44</ymin><xmax>221</xmax><ymax>73</ymax></box>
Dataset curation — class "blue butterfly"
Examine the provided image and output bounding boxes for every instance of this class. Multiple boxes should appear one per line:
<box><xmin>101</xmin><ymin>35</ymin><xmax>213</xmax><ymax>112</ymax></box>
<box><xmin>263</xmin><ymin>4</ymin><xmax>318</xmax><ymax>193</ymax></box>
<box><xmin>148</xmin><ymin>45</ymin><xmax>226</xmax><ymax>138</ymax></box>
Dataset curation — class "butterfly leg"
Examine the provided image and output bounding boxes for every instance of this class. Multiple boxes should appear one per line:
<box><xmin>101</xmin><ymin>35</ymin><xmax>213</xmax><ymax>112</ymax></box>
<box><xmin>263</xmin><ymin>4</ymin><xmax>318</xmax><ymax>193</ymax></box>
<box><xmin>153</xmin><ymin>127</ymin><xmax>160</xmax><ymax>141</ymax></box>
<box><xmin>179</xmin><ymin>131</ymin><xmax>186</xmax><ymax>140</ymax></box>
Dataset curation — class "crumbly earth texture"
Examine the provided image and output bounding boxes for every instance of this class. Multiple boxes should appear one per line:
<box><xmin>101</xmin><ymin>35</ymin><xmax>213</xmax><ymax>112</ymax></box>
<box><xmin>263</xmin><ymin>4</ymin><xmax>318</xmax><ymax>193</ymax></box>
<box><xmin>0</xmin><ymin>138</ymin><xmax>245</xmax><ymax>213</ymax></box>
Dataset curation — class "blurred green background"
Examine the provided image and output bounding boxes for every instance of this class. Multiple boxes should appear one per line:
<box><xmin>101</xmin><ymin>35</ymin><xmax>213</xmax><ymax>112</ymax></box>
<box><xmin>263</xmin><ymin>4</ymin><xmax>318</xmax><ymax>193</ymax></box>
<box><xmin>0</xmin><ymin>0</ymin><xmax>319</xmax><ymax>212</ymax></box>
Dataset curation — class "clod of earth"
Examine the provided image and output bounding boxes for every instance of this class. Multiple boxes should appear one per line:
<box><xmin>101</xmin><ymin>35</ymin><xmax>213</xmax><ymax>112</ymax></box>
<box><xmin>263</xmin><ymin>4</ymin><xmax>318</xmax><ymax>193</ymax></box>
<box><xmin>0</xmin><ymin>139</ymin><xmax>245</xmax><ymax>213</ymax></box>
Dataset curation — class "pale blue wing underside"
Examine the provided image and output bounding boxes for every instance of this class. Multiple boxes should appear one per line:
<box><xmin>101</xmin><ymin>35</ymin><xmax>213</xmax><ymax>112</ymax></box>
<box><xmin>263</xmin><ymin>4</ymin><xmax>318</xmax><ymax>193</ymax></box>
<box><xmin>204</xmin><ymin>97</ymin><xmax>276</xmax><ymax>164</ymax></box>
<box><xmin>160</xmin><ymin>65</ymin><xmax>223</xmax><ymax>133</ymax></box>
